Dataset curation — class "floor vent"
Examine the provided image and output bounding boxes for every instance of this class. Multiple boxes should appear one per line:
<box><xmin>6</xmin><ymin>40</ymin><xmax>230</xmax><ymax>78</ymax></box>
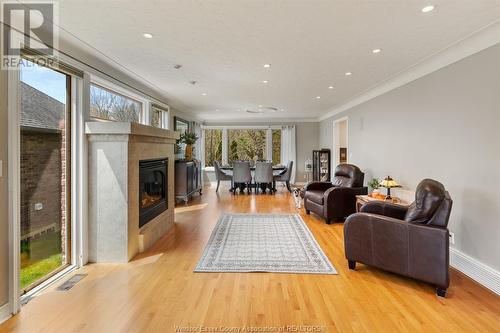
<box><xmin>57</xmin><ymin>274</ymin><xmax>87</xmax><ymax>291</ymax></box>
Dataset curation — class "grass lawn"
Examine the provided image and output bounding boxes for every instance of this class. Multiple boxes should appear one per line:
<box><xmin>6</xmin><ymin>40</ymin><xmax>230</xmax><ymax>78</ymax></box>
<box><xmin>21</xmin><ymin>253</ymin><xmax>63</xmax><ymax>289</ymax></box>
<box><xmin>21</xmin><ymin>232</ymin><xmax>63</xmax><ymax>289</ymax></box>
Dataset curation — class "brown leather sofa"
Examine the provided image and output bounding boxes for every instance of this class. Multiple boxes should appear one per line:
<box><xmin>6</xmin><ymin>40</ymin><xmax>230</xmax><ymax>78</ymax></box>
<box><xmin>344</xmin><ymin>179</ymin><xmax>453</xmax><ymax>297</ymax></box>
<box><xmin>304</xmin><ymin>164</ymin><xmax>367</xmax><ymax>224</ymax></box>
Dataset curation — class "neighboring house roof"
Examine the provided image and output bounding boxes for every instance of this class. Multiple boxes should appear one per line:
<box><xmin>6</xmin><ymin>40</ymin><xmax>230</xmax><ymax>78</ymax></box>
<box><xmin>20</xmin><ymin>82</ymin><xmax>65</xmax><ymax>131</ymax></box>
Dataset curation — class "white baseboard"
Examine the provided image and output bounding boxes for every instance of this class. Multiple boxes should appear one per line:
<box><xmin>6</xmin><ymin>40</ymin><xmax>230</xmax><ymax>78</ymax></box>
<box><xmin>0</xmin><ymin>303</ymin><xmax>12</xmax><ymax>325</ymax></box>
<box><xmin>450</xmin><ymin>248</ymin><xmax>500</xmax><ymax>296</ymax></box>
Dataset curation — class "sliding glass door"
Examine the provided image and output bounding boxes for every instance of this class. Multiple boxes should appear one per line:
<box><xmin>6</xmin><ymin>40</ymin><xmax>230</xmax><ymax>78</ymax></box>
<box><xmin>19</xmin><ymin>60</ymin><xmax>71</xmax><ymax>292</ymax></box>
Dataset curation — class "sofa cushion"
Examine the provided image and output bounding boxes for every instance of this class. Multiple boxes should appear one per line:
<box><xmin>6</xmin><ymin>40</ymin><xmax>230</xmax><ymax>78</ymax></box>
<box><xmin>405</xmin><ymin>179</ymin><xmax>445</xmax><ymax>224</ymax></box>
<box><xmin>305</xmin><ymin>190</ymin><xmax>324</xmax><ymax>205</ymax></box>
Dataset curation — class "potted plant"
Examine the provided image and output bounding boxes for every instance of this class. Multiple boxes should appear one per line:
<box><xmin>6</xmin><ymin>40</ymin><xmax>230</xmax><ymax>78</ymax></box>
<box><xmin>180</xmin><ymin>132</ymin><xmax>199</xmax><ymax>161</ymax></box>
<box><xmin>368</xmin><ymin>178</ymin><xmax>380</xmax><ymax>195</ymax></box>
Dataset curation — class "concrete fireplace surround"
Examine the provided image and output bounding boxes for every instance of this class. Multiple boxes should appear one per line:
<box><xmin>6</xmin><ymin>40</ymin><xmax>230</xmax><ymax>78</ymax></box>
<box><xmin>86</xmin><ymin>122</ymin><xmax>179</xmax><ymax>263</ymax></box>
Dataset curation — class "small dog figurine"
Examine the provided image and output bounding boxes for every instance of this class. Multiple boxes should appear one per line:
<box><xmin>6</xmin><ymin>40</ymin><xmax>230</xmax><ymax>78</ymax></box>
<box><xmin>292</xmin><ymin>188</ymin><xmax>302</xmax><ymax>209</ymax></box>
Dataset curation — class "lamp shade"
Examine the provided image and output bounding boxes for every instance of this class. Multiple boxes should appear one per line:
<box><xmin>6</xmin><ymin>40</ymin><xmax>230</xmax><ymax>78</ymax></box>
<box><xmin>379</xmin><ymin>176</ymin><xmax>400</xmax><ymax>188</ymax></box>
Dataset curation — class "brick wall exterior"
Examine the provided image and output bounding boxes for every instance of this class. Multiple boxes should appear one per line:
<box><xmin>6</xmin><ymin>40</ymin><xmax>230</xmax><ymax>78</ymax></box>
<box><xmin>20</xmin><ymin>82</ymin><xmax>68</xmax><ymax>263</ymax></box>
<box><xmin>20</xmin><ymin>130</ymin><xmax>63</xmax><ymax>240</ymax></box>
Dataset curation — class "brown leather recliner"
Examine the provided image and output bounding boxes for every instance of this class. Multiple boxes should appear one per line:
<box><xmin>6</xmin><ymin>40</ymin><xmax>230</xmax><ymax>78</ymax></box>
<box><xmin>344</xmin><ymin>179</ymin><xmax>453</xmax><ymax>297</ymax></box>
<box><xmin>304</xmin><ymin>164</ymin><xmax>368</xmax><ymax>224</ymax></box>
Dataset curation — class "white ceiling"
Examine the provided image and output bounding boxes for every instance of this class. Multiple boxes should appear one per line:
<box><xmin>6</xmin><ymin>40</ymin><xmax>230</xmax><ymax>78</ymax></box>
<box><xmin>57</xmin><ymin>0</ymin><xmax>500</xmax><ymax>121</ymax></box>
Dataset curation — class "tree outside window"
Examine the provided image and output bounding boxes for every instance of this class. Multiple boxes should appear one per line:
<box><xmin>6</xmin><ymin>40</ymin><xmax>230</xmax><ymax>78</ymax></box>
<box><xmin>90</xmin><ymin>84</ymin><xmax>142</xmax><ymax>122</ymax></box>
<box><xmin>228</xmin><ymin>129</ymin><xmax>266</xmax><ymax>164</ymax></box>
<box><xmin>272</xmin><ymin>129</ymin><xmax>281</xmax><ymax>165</ymax></box>
<box><xmin>204</xmin><ymin>129</ymin><xmax>222</xmax><ymax>167</ymax></box>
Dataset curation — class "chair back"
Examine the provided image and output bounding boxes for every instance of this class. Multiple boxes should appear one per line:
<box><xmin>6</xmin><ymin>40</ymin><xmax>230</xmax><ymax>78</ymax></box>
<box><xmin>332</xmin><ymin>164</ymin><xmax>364</xmax><ymax>188</ymax></box>
<box><xmin>405</xmin><ymin>179</ymin><xmax>453</xmax><ymax>227</ymax></box>
<box><xmin>214</xmin><ymin>160</ymin><xmax>224</xmax><ymax>181</ymax></box>
<box><xmin>277</xmin><ymin>161</ymin><xmax>293</xmax><ymax>181</ymax></box>
<box><xmin>232</xmin><ymin>161</ymin><xmax>252</xmax><ymax>183</ymax></box>
<box><xmin>254</xmin><ymin>162</ymin><xmax>273</xmax><ymax>183</ymax></box>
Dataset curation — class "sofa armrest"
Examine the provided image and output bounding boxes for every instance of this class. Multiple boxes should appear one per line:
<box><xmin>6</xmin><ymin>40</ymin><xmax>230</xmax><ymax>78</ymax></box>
<box><xmin>323</xmin><ymin>186</ymin><xmax>368</xmax><ymax>219</ymax></box>
<box><xmin>407</xmin><ymin>222</ymin><xmax>449</xmax><ymax>289</ymax></box>
<box><xmin>344</xmin><ymin>213</ymin><xmax>409</xmax><ymax>274</ymax></box>
<box><xmin>344</xmin><ymin>213</ymin><xmax>449</xmax><ymax>288</ymax></box>
<box><xmin>360</xmin><ymin>201</ymin><xmax>408</xmax><ymax>220</ymax></box>
<box><xmin>304</xmin><ymin>181</ymin><xmax>333</xmax><ymax>192</ymax></box>
<box><xmin>324</xmin><ymin>186</ymin><xmax>367</xmax><ymax>206</ymax></box>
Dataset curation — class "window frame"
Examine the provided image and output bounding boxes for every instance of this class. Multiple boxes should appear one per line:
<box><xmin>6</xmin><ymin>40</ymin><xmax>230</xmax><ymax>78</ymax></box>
<box><xmin>89</xmin><ymin>81</ymin><xmax>145</xmax><ymax>123</ymax></box>
<box><xmin>151</xmin><ymin>103</ymin><xmax>170</xmax><ymax>129</ymax></box>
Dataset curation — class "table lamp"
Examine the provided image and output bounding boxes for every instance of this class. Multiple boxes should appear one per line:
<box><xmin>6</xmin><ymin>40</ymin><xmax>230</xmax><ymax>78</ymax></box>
<box><xmin>379</xmin><ymin>176</ymin><xmax>401</xmax><ymax>200</ymax></box>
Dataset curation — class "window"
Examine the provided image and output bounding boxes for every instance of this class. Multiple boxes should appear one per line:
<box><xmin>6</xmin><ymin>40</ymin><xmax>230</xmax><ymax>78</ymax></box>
<box><xmin>228</xmin><ymin>129</ymin><xmax>266</xmax><ymax>164</ymax></box>
<box><xmin>90</xmin><ymin>84</ymin><xmax>142</xmax><ymax>122</ymax></box>
<box><xmin>204</xmin><ymin>129</ymin><xmax>223</xmax><ymax>167</ymax></box>
<box><xmin>20</xmin><ymin>59</ymin><xmax>72</xmax><ymax>291</ymax></box>
<box><xmin>151</xmin><ymin>104</ymin><xmax>169</xmax><ymax>129</ymax></box>
<box><xmin>272</xmin><ymin>129</ymin><xmax>281</xmax><ymax>165</ymax></box>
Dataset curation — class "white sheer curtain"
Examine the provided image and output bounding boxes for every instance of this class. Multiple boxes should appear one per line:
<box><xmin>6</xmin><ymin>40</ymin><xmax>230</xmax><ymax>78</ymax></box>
<box><xmin>280</xmin><ymin>125</ymin><xmax>296</xmax><ymax>184</ymax></box>
<box><xmin>192</xmin><ymin>121</ymin><xmax>202</xmax><ymax>160</ymax></box>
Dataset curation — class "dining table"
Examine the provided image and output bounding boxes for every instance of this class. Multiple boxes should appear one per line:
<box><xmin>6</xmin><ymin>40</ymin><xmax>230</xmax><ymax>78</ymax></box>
<box><xmin>219</xmin><ymin>165</ymin><xmax>286</xmax><ymax>172</ymax></box>
<box><xmin>219</xmin><ymin>164</ymin><xmax>287</xmax><ymax>192</ymax></box>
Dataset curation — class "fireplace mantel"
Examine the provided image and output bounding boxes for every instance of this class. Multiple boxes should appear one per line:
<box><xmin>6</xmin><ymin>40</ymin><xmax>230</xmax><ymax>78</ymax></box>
<box><xmin>86</xmin><ymin>121</ymin><xmax>178</xmax><ymax>140</ymax></box>
<box><xmin>86</xmin><ymin>122</ymin><xmax>179</xmax><ymax>263</ymax></box>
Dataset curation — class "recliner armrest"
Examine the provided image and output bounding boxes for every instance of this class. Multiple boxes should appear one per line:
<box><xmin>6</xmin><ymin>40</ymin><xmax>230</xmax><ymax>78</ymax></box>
<box><xmin>324</xmin><ymin>186</ymin><xmax>367</xmax><ymax>203</ymax></box>
<box><xmin>360</xmin><ymin>201</ymin><xmax>408</xmax><ymax>220</ymax></box>
<box><xmin>344</xmin><ymin>213</ymin><xmax>449</xmax><ymax>289</ymax></box>
<box><xmin>304</xmin><ymin>181</ymin><xmax>333</xmax><ymax>192</ymax></box>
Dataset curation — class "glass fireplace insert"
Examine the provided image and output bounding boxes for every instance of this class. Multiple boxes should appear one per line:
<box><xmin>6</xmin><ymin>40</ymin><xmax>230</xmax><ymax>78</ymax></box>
<box><xmin>139</xmin><ymin>158</ymin><xmax>168</xmax><ymax>228</ymax></box>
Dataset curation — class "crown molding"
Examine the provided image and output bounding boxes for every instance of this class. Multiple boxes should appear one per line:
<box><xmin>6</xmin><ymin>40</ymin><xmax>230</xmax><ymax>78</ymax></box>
<box><xmin>317</xmin><ymin>19</ymin><xmax>500</xmax><ymax>122</ymax></box>
<box><xmin>202</xmin><ymin>117</ymin><xmax>319</xmax><ymax>125</ymax></box>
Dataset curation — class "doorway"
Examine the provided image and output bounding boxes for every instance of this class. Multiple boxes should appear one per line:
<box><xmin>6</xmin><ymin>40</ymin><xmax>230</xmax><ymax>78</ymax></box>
<box><xmin>332</xmin><ymin>117</ymin><xmax>349</xmax><ymax>167</ymax></box>
<box><xmin>18</xmin><ymin>60</ymin><xmax>72</xmax><ymax>293</ymax></box>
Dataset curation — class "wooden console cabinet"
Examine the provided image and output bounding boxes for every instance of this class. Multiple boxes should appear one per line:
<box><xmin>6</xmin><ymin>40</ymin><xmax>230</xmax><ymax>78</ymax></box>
<box><xmin>175</xmin><ymin>160</ymin><xmax>202</xmax><ymax>204</ymax></box>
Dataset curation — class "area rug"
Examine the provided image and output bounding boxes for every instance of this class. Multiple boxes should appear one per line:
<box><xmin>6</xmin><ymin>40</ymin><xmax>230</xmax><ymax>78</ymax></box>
<box><xmin>194</xmin><ymin>214</ymin><xmax>337</xmax><ymax>274</ymax></box>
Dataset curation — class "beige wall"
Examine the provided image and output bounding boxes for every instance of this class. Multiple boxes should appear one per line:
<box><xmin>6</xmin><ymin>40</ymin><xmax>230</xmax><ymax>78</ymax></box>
<box><xmin>0</xmin><ymin>53</ymin><xmax>9</xmax><ymax>307</ymax></box>
<box><xmin>319</xmin><ymin>44</ymin><xmax>500</xmax><ymax>272</ymax></box>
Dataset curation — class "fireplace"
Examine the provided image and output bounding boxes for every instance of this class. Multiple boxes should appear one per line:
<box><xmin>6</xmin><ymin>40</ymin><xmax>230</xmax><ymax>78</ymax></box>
<box><xmin>139</xmin><ymin>158</ymin><xmax>168</xmax><ymax>228</ymax></box>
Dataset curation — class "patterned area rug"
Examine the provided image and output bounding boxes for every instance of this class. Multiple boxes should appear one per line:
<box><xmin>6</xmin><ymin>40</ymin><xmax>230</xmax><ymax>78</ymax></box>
<box><xmin>194</xmin><ymin>214</ymin><xmax>337</xmax><ymax>274</ymax></box>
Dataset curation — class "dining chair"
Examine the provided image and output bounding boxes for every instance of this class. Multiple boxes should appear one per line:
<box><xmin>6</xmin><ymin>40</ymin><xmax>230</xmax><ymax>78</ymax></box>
<box><xmin>273</xmin><ymin>160</ymin><xmax>293</xmax><ymax>192</ymax></box>
<box><xmin>232</xmin><ymin>161</ymin><xmax>252</xmax><ymax>194</ymax></box>
<box><xmin>214</xmin><ymin>161</ymin><xmax>233</xmax><ymax>192</ymax></box>
<box><xmin>254</xmin><ymin>161</ymin><xmax>274</xmax><ymax>194</ymax></box>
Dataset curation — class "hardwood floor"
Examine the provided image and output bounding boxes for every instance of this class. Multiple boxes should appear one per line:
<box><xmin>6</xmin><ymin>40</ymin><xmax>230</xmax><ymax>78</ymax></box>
<box><xmin>1</xmin><ymin>184</ymin><xmax>499</xmax><ymax>332</ymax></box>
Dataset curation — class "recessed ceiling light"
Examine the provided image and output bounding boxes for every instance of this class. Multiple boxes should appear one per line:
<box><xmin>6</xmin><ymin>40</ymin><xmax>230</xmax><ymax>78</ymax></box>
<box><xmin>258</xmin><ymin>105</ymin><xmax>263</xmax><ymax>107</ymax></box>
<box><xmin>372</xmin><ymin>48</ymin><xmax>382</xmax><ymax>54</ymax></box>
<box><xmin>263</xmin><ymin>64</ymin><xmax>271</xmax><ymax>68</ymax></box>
<box><xmin>316</xmin><ymin>96</ymin><xmax>321</xmax><ymax>99</ymax></box>
<box><xmin>201</xmin><ymin>93</ymin><xmax>207</xmax><ymax>96</ymax></box>
<box><xmin>328</xmin><ymin>86</ymin><xmax>334</xmax><ymax>89</ymax></box>
<box><xmin>262</xmin><ymin>80</ymin><xmax>269</xmax><ymax>84</ymax></box>
<box><xmin>215</xmin><ymin>109</ymin><xmax>219</xmax><ymax>111</ymax></box>
<box><xmin>421</xmin><ymin>5</ymin><xmax>435</xmax><ymax>13</ymax></box>
<box><xmin>280</xmin><ymin>109</ymin><xmax>285</xmax><ymax>112</ymax></box>
<box><xmin>143</xmin><ymin>33</ymin><xmax>153</xmax><ymax>39</ymax></box>
<box><xmin>345</xmin><ymin>72</ymin><xmax>352</xmax><ymax>76</ymax></box>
